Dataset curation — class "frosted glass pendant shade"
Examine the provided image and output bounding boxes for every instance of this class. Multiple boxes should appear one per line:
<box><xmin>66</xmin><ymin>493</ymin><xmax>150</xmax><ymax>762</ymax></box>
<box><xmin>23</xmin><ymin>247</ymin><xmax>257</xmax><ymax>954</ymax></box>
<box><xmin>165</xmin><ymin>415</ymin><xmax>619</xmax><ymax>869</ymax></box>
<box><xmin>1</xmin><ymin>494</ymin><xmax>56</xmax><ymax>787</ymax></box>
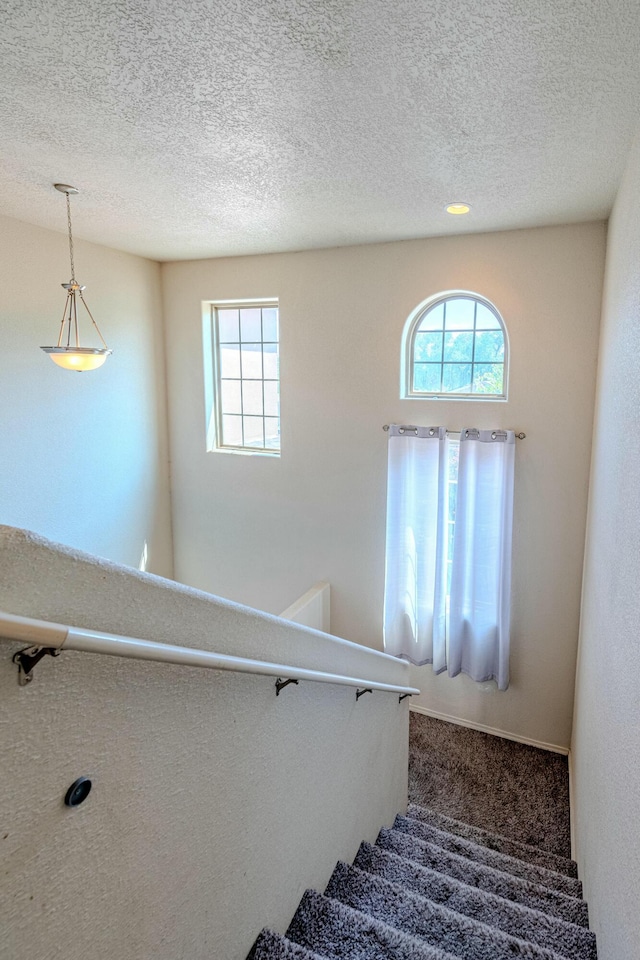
<box><xmin>41</xmin><ymin>347</ymin><xmax>111</xmax><ymax>371</ymax></box>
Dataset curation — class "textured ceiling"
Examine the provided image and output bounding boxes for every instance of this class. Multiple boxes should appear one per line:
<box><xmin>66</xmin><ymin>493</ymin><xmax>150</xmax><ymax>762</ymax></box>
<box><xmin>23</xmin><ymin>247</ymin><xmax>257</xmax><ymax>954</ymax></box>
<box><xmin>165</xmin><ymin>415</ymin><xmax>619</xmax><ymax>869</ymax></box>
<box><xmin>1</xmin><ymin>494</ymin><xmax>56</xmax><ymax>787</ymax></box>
<box><xmin>1</xmin><ymin>0</ymin><xmax>639</xmax><ymax>261</ymax></box>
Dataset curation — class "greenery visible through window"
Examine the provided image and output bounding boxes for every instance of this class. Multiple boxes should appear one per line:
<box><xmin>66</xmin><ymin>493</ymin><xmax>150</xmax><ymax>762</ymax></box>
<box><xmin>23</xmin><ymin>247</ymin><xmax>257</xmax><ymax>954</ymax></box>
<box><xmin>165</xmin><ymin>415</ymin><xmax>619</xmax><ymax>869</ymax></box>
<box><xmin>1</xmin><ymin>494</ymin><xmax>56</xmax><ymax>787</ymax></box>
<box><xmin>402</xmin><ymin>294</ymin><xmax>508</xmax><ymax>400</ymax></box>
<box><xmin>209</xmin><ymin>301</ymin><xmax>280</xmax><ymax>454</ymax></box>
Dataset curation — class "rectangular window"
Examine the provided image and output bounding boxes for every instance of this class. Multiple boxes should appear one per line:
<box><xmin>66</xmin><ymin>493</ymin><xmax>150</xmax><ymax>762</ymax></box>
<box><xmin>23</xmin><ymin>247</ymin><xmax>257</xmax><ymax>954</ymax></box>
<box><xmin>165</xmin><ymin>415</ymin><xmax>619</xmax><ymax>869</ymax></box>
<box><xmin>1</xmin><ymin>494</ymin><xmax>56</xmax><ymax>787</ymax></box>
<box><xmin>207</xmin><ymin>300</ymin><xmax>280</xmax><ymax>455</ymax></box>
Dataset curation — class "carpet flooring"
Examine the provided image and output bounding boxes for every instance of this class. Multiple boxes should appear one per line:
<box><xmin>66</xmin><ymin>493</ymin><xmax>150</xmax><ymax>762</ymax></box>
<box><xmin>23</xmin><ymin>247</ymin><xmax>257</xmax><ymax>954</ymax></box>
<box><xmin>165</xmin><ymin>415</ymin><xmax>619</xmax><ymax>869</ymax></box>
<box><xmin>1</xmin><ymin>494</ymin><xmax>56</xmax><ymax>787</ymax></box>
<box><xmin>247</xmin><ymin>800</ymin><xmax>594</xmax><ymax>959</ymax></box>
<box><xmin>408</xmin><ymin>713</ymin><xmax>571</xmax><ymax>858</ymax></box>
<box><xmin>246</xmin><ymin>714</ymin><xmax>591</xmax><ymax>959</ymax></box>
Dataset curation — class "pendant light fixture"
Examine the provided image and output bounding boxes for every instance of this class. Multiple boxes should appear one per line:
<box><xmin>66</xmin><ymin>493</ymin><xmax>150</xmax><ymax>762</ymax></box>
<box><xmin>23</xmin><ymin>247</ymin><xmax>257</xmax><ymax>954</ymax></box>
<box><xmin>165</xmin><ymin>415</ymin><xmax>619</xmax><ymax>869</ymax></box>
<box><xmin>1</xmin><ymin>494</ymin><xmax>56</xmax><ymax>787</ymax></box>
<box><xmin>41</xmin><ymin>184</ymin><xmax>112</xmax><ymax>371</ymax></box>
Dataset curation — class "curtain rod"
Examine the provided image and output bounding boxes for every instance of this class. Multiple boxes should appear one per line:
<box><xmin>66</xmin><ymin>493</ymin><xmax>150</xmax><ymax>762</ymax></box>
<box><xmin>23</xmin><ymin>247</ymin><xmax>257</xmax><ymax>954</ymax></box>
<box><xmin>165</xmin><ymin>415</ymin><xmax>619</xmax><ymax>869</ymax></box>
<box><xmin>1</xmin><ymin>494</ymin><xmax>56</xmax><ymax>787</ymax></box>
<box><xmin>383</xmin><ymin>425</ymin><xmax>526</xmax><ymax>439</ymax></box>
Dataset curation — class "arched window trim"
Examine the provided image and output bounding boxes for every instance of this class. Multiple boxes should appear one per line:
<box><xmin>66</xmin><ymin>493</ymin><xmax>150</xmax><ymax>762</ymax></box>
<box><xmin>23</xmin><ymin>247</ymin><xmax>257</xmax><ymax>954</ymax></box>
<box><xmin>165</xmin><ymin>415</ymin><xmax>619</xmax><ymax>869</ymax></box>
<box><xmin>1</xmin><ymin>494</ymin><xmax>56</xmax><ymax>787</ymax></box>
<box><xmin>400</xmin><ymin>290</ymin><xmax>509</xmax><ymax>401</ymax></box>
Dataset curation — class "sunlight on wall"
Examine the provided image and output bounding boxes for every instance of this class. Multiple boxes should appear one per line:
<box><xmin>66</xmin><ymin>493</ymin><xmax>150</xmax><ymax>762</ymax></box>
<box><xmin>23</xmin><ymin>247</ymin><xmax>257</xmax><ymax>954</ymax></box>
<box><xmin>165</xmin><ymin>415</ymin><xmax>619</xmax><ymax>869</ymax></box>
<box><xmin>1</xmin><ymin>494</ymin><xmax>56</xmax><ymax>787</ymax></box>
<box><xmin>0</xmin><ymin>215</ymin><xmax>173</xmax><ymax>576</ymax></box>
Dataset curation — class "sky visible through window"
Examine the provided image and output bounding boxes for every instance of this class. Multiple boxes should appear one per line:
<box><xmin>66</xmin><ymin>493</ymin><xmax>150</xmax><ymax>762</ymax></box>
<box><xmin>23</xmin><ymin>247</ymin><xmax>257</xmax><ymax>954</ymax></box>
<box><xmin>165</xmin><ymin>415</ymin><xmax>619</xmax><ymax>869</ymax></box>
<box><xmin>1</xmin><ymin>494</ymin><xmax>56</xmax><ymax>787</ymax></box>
<box><xmin>412</xmin><ymin>296</ymin><xmax>505</xmax><ymax>397</ymax></box>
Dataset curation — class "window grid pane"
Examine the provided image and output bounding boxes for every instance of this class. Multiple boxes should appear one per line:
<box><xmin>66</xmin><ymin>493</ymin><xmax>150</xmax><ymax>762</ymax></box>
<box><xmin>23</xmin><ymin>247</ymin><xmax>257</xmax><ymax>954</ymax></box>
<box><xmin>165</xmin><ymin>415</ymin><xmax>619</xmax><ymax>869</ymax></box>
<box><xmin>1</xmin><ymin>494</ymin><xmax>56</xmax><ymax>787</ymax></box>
<box><xmin>218</xmin><ymin>309</ymin><xmax>239</xmax><ymax>342</ymax></box>
<box><xmin>469</xmin><ymin>300</ymin><xmax>477</xmax><ymax>388</ymax></box>
<box><xmin>220</xmin><ymin>378</ymin><xmax>242</xmax><ymax>414</ymax></box>
<box><xmin>213</xmin><ymin>304</ymin><xmax>280</xmax><ymax>453</ymax></box>
<box><xmin>411</xmin><ymin>296</ymin><xmax>505</xmax><ymax>398</ymax></box>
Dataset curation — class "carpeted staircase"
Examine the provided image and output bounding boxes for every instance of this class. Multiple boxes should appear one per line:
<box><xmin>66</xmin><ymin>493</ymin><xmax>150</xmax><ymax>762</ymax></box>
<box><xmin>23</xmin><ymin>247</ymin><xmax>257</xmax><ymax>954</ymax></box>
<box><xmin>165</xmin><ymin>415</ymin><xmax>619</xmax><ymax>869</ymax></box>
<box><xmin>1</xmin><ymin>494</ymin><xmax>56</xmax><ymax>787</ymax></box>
<box><xmin>247</xmin><ymin>802</ymin><xmax>596</xmax><ymax>960</ymax></box>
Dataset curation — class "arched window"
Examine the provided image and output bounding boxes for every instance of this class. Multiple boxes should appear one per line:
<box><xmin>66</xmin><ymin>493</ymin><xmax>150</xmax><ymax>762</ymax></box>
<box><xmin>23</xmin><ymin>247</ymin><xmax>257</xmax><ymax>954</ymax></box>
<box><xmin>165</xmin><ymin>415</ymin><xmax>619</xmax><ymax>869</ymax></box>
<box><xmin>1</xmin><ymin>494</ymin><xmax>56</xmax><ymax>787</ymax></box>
<box><xmin>401</xmin><ymin>292</ymin><xmax>508</xmax><ymax>400</ymax></box>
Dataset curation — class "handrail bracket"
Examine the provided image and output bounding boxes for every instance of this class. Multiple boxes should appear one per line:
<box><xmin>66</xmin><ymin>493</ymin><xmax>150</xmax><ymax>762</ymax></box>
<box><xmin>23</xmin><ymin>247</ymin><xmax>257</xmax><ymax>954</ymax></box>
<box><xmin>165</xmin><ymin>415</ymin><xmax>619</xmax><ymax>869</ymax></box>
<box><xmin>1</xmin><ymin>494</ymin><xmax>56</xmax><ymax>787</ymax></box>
<box><xmin>356</xmin><ymin>687</ymin><xmax>372</xmax><ymax>701</ymax></box>
<box><xmin>12</xmin><ymin>646</ymin><xmax>61</xmax><ymax>686</ymax></box>
<box><xmin>275</xmin><ymin>677</ymin><xmax>299</xmax><ymax>696</ymax></box>
<box><xmin>398</xmin><ymin>693</ymin><xmax>414</xmax><ymax>703</ymax></box>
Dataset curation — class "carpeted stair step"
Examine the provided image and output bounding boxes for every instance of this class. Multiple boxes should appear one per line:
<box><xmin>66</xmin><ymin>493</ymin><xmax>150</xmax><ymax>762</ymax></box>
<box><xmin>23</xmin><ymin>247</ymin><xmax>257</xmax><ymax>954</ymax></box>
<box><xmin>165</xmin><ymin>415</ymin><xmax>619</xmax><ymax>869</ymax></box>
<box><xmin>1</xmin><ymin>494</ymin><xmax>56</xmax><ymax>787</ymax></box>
<box><xmin>354</xmin><ymin>843</ymin><xmax>596</xmax><ymax>960</ymax></box>
<box><xmin>325</xmin><ymin>860</ymin><xmax>571</xmax><ymax>960</ymax></box>
<box><xmin>406</xmin><ymin>804</ymin><xmax>578</xmax><ymax>879</ymax></box>
<box><xmin>248</xmin><ymin>928</ymin><xmax>330</xmax><ymax>959</ymax></box>
<box><xmin>287</xmin><ymin>889</ymin><xmax>460</xmax><ymax>960</ymax></box>
<box><xmin>393</xmin><ymin>816</ymin><xmax>582</xmax><ymax>898</ymax></box>
<box><xmin>376</xmin><ymin>828</ymin><xmax>589</xmax><ymax>928</ymax></box>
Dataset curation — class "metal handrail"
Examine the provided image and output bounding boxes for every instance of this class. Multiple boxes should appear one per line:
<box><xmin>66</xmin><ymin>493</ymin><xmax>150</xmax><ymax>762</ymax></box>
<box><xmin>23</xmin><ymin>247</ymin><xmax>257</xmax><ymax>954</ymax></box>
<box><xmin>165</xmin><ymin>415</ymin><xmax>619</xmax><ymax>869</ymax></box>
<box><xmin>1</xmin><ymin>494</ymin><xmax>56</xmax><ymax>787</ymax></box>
<box><xmin>0</xmin><ymin>611</ymin><xmax>420</xmax><ymax>696</ymax></box>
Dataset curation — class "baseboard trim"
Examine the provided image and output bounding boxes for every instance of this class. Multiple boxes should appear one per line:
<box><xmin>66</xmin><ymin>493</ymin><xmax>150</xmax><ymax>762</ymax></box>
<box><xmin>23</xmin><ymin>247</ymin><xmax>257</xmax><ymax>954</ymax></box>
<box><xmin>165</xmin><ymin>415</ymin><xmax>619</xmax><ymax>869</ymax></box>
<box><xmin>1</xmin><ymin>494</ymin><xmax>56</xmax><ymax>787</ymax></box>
<box><xmin>409</xmin><ymin>703</ymin><xmax>569</xmax><ymax>756</ymax></box>
<box><xmin>568</xmin><ymin>748</ymin><xmax>576</xmax><ymax>860</ymax></box>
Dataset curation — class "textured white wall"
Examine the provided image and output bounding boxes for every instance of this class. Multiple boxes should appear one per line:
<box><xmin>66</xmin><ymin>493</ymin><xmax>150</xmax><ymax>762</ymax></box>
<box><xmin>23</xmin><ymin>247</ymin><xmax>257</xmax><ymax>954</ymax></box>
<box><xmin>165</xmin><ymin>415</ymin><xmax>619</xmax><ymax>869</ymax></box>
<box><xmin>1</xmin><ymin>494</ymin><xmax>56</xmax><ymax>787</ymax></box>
<box><xmin>571</xmin><ymin>137</ymin><xmax>640</xmax><ymax>959</ymax></box>
<box><xmin>0</xmin><ymin>526</ymin><xmax>409</xmax><ymax>960</ymax></box>
<box><xmin>0</xmin><ymin>215</ymin><xmax>173</xmax><ymax>575</ymax></box>
<box><xmin>162</xmin><ymin>223</ymin><xmax>605</xmax><ymax>749</ymax></box>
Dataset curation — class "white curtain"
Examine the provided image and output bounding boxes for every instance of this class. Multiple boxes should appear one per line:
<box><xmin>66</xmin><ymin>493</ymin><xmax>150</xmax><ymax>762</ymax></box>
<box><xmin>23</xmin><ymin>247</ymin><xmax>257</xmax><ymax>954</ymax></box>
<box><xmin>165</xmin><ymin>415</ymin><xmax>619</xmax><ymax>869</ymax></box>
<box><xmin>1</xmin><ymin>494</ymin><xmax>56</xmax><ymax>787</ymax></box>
<box><xmin>383</xmin><ymin>425</ymin><xmax>448</xmax><ymax>669</ymax></box>
<box><xmin>383</xmin><ymin>425</ymin><xmax>515</xmax><ymax>689</ymax></box>
<box><xmin>448</xmin><ymin>429</ymin><xmax>515</xmax><ymax>691</ymax></box>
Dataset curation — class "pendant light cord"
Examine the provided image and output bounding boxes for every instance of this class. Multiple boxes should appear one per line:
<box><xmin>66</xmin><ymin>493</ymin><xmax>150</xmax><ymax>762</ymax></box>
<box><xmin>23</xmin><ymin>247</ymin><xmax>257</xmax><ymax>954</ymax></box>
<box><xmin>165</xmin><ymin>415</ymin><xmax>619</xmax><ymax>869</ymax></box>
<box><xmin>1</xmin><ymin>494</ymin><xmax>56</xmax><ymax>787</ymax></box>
<box><xmin>66</xmin><ymin>190</ymin><xmax>76</xmax><ymax>282</ymax></box>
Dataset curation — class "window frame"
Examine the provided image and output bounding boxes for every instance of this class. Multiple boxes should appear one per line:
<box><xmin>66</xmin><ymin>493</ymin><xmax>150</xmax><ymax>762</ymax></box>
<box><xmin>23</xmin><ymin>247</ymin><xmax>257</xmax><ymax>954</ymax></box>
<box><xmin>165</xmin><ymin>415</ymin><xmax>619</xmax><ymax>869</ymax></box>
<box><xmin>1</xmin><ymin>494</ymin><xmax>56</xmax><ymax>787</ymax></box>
<box><xmin>204</xmin><ymin>298</ymin><xmax>281</xmax><ymax>457</ymax></box>
<box><xmin>400</xmin><ymin>291</ymin><xmax>509</xmax><ymax>401</ymax></box>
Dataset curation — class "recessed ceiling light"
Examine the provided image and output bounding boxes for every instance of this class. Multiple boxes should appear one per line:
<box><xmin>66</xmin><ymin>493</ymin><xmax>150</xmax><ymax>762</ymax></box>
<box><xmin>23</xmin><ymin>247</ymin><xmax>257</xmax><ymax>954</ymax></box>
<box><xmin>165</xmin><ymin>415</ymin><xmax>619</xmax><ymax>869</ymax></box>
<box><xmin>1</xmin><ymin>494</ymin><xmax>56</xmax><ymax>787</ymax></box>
<box><xmin>446</xmin><ymin>202</ymin><xmax>471</xmax><ymax>215</ymax></box>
